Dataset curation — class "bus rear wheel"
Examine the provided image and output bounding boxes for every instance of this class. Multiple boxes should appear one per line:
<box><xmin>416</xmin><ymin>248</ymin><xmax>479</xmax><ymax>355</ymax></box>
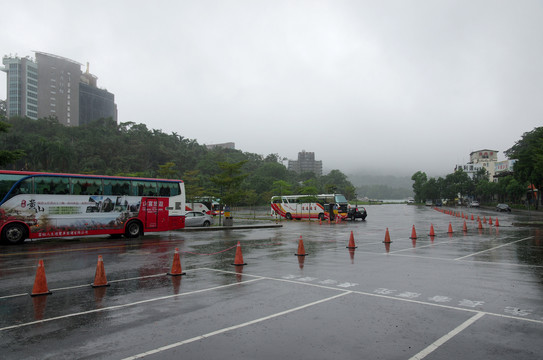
<box><xmin>2</xmin><ymin>223</ymin><xmax>26</xmax><ymax>244</ymax></box>
<box><xmin>125</xmin><ymin>220</ymin><xmax>143</xmax><ymax>238</ymax></box>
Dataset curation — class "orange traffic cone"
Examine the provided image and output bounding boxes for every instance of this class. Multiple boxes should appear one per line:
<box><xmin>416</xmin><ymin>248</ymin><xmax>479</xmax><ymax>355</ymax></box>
<box><xmin>429</xmin><ymin>224</ymin><xmax>435</xmax><ymax>237</ymax></box>
<box><xmin>447</xmin><ymin>222</ymin><xmax>453</xmax><ymax>233</ymax></box>
<box><xmin>478</xmin><ymin>220</ymin><xmax>483</xmax><ymax>230</ymax></box>
<box><xmin>168</xmin><ymin>248</ymin><xmax>186</xmax><ymax>276</ymax></box>
<box><xmin>462</xmin><ymin>221</ymin><xmax>468</xmax><ymax>232</ymax></box>
<box><xmin>295</xmin><ymin>236</ymin><xmax>308</xmax><ymax>256</ymax></box>
<box><xmin>383</xmin><ymin>228</ymin><xmax>392</xmax><ymax>243</ymax></box>
<box><xmin>346</xmin><ymin>231</ymin><xmax>357</xmax><ymax>249</ymax></box>
<box><xmin>232</xmin><ymin>241</ymin><xmax>247</xmax><ymax>265</ymax></box>
<box><xmin>489</xmin><ymin>217</ymin><xmax>493</xmax><ymax>226</ymax></box>
<box><xmin>92</xmin><ymin>255</ymin><xmax>110</xmax><ymax>287</ymax></box>
<box><xmin>495</xmin><ymin>218</ymin><xmax>500</xmax><ymax>227</ymax></box>
<box><xmin>410</xmin><ymin>225</ymin><xmax>417</xmax><ymax>239</ymax></box>
<box><xmin>471</xmin><ymin>214</ymin><xmax>474</xmax><ymax>221</ymax></box>
<box><xmin>31</xmin><ymin>259</ymin><xmax>52</xmax><ymax>297</ymax></box>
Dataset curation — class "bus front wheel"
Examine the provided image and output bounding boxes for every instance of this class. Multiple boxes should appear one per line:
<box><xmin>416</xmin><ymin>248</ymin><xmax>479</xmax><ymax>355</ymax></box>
<box><xmin>125</xmin><ymin>221</ymin><xmax>143</xmax><ymax>238</ymax></box>
<box><xmin>2</xmin><ymin>223</ymin><xmax>27</xmax><ymax>244</ymax></box>
<box><xmin>285</xmin><ymin>213</ymin><xmax>293</xmax><ymax>220</ymax></box>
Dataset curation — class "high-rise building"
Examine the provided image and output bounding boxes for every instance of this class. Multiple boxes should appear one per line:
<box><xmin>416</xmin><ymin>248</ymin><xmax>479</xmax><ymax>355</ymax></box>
<box><xmin>2</xmin><ymin>51</ymin><xmax>116</xmax><ymax>126</ymax></box>
<box><xmin>288</xmin><ymin>150</ymin><xmax>323</xmax><ymax>176</ymax></box>
<box><xmin>2</xmin><ymin>55</ymin><xmax>39</xmax><ymax>119</ymax></box>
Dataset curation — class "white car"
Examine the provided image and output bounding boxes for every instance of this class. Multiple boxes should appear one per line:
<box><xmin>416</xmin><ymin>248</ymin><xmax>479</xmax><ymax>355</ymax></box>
<box><xmin>468</xmin><ymin>201</ymin><xmax>480</xmax><ymax>208</ymax></box>
<box><xmin>185</xmin><ymin>211</ymin><xmax>213</xmax><ymax>227</ymax></box>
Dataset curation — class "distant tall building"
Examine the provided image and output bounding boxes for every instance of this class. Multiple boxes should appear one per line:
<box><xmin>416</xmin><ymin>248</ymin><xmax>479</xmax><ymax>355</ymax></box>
<box><xmin>288</xmin><ymin>150</ymin><xmax>322</xmax><ymax>176</ymax></box>
<box><xmin>2</xmin><ymin>51</ymin><xmax>117</xmax><ymax>126</ymax></box>
<box><xmin>206</xmin><ymin>142</ymin><xmax>235</xmax><ymax>150</ymax></box>
<box><xmin>2</xmin><ymin>55</ymin><xmax>38</xmax><ymax>119</ymax></box>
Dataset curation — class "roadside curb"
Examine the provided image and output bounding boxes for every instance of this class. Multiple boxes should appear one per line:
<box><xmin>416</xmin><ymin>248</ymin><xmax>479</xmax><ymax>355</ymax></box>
<box><xmin>178</xmin><ymin>224</ymin><xmax>283</xmax><ymax>232</ymax></box>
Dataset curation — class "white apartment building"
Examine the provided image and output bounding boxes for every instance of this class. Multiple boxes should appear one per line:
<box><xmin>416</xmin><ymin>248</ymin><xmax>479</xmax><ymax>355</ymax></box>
<box><xmin>455</xmin><ymin>149</ymin><xmax>516</xmax><ymax>182</ymax></box>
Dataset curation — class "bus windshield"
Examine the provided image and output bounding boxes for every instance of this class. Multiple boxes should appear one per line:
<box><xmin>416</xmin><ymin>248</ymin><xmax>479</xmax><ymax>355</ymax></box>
<box><xmin>0</xmin><ymin>174</ymin><xmax>25</xmax><ymax>202</ymax></box>
<box><xmin>335</xmin><ymin>194</ymin><xmax>348</xmax><ymax>203</ymax></box>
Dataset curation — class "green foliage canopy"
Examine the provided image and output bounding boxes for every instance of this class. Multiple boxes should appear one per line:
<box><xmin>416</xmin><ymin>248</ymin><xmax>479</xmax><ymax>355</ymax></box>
<box><xmin>0</xmin><ymin>116</ymin><xmax>356</xmax><ymax>206</ymax></box>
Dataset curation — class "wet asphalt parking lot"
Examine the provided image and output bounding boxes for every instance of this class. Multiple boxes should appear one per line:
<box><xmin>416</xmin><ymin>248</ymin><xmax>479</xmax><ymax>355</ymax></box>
<box><xmin>1</xmin><ymin>204</ymin><xmax>543</xmax><ymax>359</ymax></box>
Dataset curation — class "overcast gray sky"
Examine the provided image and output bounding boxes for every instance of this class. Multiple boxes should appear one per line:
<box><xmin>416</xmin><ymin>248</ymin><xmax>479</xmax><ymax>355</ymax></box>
<box><xmin>2</xmin><ymin>1</ymin><xmax>542</xmax><ymax>176</ymax></box>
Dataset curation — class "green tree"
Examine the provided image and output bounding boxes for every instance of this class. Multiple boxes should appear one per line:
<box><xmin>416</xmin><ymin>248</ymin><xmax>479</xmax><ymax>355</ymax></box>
<box><xmin>423</xmin><ymin>178</ymin><xmax>440</xmax><ymax>202</ymax></box>
<box><xmin>157</xmin><ymin>162</ymin><xmax>179</xmax><ymax>179</ymax></box>
<box><xmin>271</xmin><ymin>180</ymin><xmax>292</xmax><ymax>196</ymax></box>
<box><xmin>0</xmin><ymin>118</ymin><xmax>25</xmax><ymax>166</ymax></box>
<box><xmin>411</xmin><ymin>171</ymin><xmax>428</xmax><ymax>203</ymax></box>
<box><xmin>210</xmin><ymin>160</ymin><xmax>248</xmax><ymax>209</ymax></box>
<box><xmin>506</xmin><ymin>127</ymin><xmax>543</xmax><ymax>209</ymax></box>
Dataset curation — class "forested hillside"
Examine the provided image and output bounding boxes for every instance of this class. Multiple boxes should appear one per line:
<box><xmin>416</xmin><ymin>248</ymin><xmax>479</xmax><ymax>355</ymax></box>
<box><xmin>0</xmin><ymin>116</ymin><xmax>356</xmax><ymax>205</ymax></box>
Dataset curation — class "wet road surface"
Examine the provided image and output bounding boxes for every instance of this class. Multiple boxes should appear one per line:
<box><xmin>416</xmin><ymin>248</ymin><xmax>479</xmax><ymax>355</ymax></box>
<box><xmin>1</xmin><ymin>204</ymin><xmax>542</xmax><ymax>359</ymax></box>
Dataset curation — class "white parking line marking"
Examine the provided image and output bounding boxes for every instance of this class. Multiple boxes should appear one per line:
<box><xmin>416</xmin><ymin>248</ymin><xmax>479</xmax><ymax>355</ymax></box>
<box><xmin>409</xmin><ymin>312</ymin><xmax>485</xmax><ymax>360</ymax></box>
<box><xmin>455</xmin><ymin>236</ymin><xmax>534</xmax><ymax>260</ymax></box>
<box><xmin>204</xmin><ymin>268</ymin><xmax>543</xmax><ymax>325</ymax></box>
<box><xmin>120</xmin><ymin>291</ymin><xmax>352</xmax><ymax>360</ymax></box>
<box><xmin>0</xmin><ymin>269</ymin><xmax>211</xmax><ymax>299</ymax></box>
<box><xmin>0</xmin><ymin>278</ymin><xmax>265</xmax><ymax>332</ymax></box>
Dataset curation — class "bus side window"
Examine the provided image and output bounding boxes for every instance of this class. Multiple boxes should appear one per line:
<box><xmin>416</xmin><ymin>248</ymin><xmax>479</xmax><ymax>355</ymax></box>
<box><xmin>159</xmin><ymin>185</ymin><xmax>170</xmax><ymax>197</ymax></box>
<box><xmin>52</xmin><ymin>177</ymin><xmax>70</xmax><ymax>194</ymax></box>
<box><xmin>71</xmin><ymin>180</ymin><xmax>83</xmax><ymax>195</ymax></box>
<box><xmin>104</xmin><ymin>180</ymin><xmax>131</xmax><ymax>196</ymax></box>
<box><xmin>169</xmin><ymin>183</ymin><xmax>180</xmax><ymax>196</ymax></box>
<box><xmin>144</xmin><ymin>182</ymin><xmax>157</xmax><ymax>196</ymax></box>
<box><xmin>35</xmin><ymin>177</ymin><xmax>53</xmax><ymax>194</ymax></box>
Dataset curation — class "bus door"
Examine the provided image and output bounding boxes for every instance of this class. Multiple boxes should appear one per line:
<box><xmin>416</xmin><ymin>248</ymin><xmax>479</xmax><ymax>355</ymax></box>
<box><xmin>142</xmin><ymin>198</ymin><xmax>158</xmax><ymax>229</ymax></box>
<box><xmin>142</xmin><ymin>198</ymin><xmax>169</xmax><ymax>230</ymax></box>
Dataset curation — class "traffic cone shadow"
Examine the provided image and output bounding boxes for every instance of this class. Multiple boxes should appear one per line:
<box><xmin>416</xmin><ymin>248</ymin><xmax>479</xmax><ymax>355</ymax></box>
<box><xmin>168</xmin><ymin>248</ymin><xmax>186</xmax><ymax>276</ymax></box>
<box><xmin>92</xmin><ymin>255</ymin><xmax>111</xmax><ymax>287</ymax></box>
<box><xmin>31</xmin><ymin>259</ymin><xmax>52</xmax><ymax>297</ymax></box>
<box><xmin>171</xmin><ymin>275</ymin><xmax>182</xmax><ymax>294</ymax></box>
<box><xmin>232</xmin><ymin>241</ymin><xmax>247</xmax><ymax>266</ymax></box>
<box><xmin>298</xmin><ymin>255</ymin><xmax>305</xmax><ymax>269</ymax></box>
<box><xmin>32</xmin><ymin>295</ymin><xmax>47</xmax><ymax>320</ymax></box>
<box><xmin>93</xmin><ymin>286</ymin><xmax>108</xmax><ymax>307</ymax></box>
<box><xmin>349</xmin><ymin>248</ymin><xmax>355</xmax><ymax>264</ymax></box>
<box><xmin>235</xmin><ymin>264</ymin><xmax>244</xmax><ymax>282</ymax></box>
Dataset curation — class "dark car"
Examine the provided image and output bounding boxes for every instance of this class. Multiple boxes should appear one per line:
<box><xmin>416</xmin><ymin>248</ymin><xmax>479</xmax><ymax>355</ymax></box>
<box><xmin>347</xmin><ymin>205</ymin><xmax>367</xmax><ymax>220</ymax></box>
<box><xmin>496</xmin><ymin>203</ymin><xmax>511</xmax><ymax>212</ymax></box>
